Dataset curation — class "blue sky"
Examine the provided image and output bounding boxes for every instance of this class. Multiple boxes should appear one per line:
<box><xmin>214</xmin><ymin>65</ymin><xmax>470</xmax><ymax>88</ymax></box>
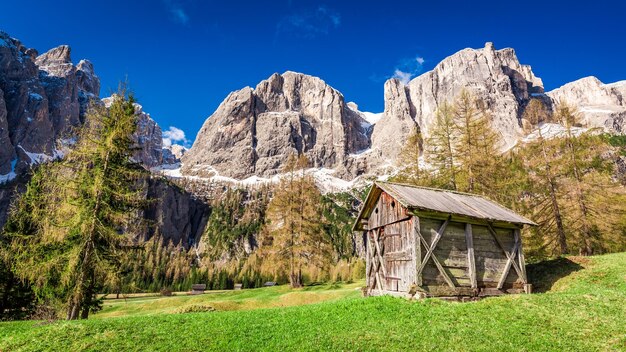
<box><xmin>2</xmin><ymin>0</ymin><xmax>625</xmax><ymax>145</ymax></box>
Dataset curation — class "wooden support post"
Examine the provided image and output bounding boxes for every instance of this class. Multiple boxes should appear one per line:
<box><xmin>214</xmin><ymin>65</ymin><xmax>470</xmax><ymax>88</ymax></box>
<box><xmin>465</xmin><ymin>223</ymin><xmax>477</xmax><ymax>289</ymax></box>
<box><xmin>366</xmin><ymin>232</ymin><xmax>382</xmax><ymax>291</ymax></box>
<box><xmin>514</xmin><ymin>228</ymin><xmax>528</xmax><ymax>284</ymax></box>
<box><xmin>365</xmin><ymin>230</ymin><xmax>371</xmax><ymax>290</ymax></box>
<box><xmin>412</xmin><ymin>216</ymin><xmax>422</xmax><ymax>286</ymax></box>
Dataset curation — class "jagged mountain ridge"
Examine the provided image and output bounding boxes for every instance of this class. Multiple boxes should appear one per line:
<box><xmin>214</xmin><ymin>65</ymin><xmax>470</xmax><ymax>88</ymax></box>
<box><xmin>546</xmin><ymin>76</ymin><xmax>626</xmax><ymax>132</ymax></box>
<box><xmin>0</xmin><ymin>33</ymin><xmax>99</xmax><ymax>178</ymax></box>
<box><xmin>182</xmin><ymin>42</ymin><xmax>625</xmax><ymax>183</ymax></box>
<box><xmin>182</xmin><ymin>71</ymin><xmax>371</xmax><ymax>180</ymax></box>
<box><xmin>0</xmin><ymin>31</ymin><xmax>203</xmax><ymax>248</ymax></box>
<box><xmin>2</xmin><ymin>31</ymin><xmax>625</xmax><ymax>245</ymax></box>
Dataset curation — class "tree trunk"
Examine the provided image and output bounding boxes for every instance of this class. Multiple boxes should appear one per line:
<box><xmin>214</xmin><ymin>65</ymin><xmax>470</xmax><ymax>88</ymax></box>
<box><xmin>566</xmin><ymin>132</ymin><xmax>593</xmax><ymax>255</ymax></box>
<box><xmin>80</xmin><ymin>306</ymin><xmax>89</xmax><ymax>319</ymax></box>
<box><xmin>539</xmin><ymin>132</ymin><xmax>568</xmax><ymax>255</ymax></box>
<box><xmin>548</xmin><ymin>178</ymin><xmax>568</xmax><ymax>255</ymax></box>
<box><xmin>289</xmin><ymin>268</ymin><xmax>303</xmax><ymax>288</ymax></box>
<box><xmin>67</xmin><ymin>299</ymin><xmax>80</xmax><ymax>320</ymax></box>
<box><xmin>0</xmin><ymin>276</ymin><xmax>14</xmax><ymax>317</ymax></box>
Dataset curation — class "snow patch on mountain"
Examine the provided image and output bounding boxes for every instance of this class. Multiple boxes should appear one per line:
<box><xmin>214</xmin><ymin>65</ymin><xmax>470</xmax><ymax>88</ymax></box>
<box><xmin>347</xmin><ymin>101</ymin><xmax>383</xmax><ymax>127</ymax></box>
<box><xmin>521</xmin><ymin>123</ymin><xmax>588</xmax><ymax>143</ymax></box>
<box><xmin>0</xmin><ymin>159</ymin><xmax>17</xmax><ymax>184</ymax></box>
<box><xmin>154</xmin><ymin>164</ymin><xmax>382</xmax><ymax>194</ymax></box>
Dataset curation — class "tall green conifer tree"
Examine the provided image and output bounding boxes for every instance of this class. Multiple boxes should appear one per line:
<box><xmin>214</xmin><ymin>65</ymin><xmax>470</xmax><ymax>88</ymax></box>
<box><xmin>3</xmin><ymin>91</ymin><xmax>145</xmax><ymax>319</ymax></box>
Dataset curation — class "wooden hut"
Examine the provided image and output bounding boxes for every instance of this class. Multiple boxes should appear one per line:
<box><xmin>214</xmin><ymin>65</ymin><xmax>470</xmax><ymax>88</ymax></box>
<box><xmin>353</xmin><ymin>182</ymin><xmax>536</xmax><ymax>298</ymax></box>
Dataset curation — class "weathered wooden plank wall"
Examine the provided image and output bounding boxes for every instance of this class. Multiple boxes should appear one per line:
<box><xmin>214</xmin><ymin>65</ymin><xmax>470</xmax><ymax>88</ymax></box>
<box><xmin>365</xmin><ymin>191</ymin><xmax>528</xmax><ymax>297</ymax></box>
<box><xmin>417</xmin><ymin>218</ymin><xmax>523</xmax><ymax>290</ymax></box>
<box><xmin>366</xmin><ymin>192</ymin><xmax>415</xmax><ymax>293</ymax></box>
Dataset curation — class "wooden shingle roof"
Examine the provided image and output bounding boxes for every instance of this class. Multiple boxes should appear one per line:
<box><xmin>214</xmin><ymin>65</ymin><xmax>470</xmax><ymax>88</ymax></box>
<box><xmin>352</xmin><ymin>181</ymin><xmax>536</xmax><ymax>231</ymax></box>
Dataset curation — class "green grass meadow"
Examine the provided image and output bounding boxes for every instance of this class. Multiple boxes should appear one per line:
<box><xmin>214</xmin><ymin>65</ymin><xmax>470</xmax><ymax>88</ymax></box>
<box><xmin>1</xmin><ymin>253</ymin><xmax>625</xmax><ymax>351</ymax></box>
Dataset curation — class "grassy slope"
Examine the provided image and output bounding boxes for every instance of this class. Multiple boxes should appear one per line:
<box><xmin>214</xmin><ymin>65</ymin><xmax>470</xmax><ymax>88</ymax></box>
<box><xmin>1</xmin><ymin>253</ymin><xmax>625</xmax><ymax>352</ymax></box>
<box><xmin>94</xmin><ymin>282</ymin><xmax>363</xmax><ymax>318</ymax></box>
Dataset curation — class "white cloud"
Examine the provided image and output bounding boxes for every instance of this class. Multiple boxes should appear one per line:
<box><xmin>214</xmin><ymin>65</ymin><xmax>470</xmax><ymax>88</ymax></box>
<box><xmin>163</xmin><ymin>126</ymin><xmax>189</xmax><ymax>147</ymax></box>
<box><xmin>391</xmin><ymin>55</ymin><xmax>426</xmax><ymax>85</ymax></box>
<box><xmin>276</xmin><ymin>6</ymin><xmax>341</xmax><ymax>39</ymax></box>
<box><xmin>163</xmin><ymin>0</ymin><xmax>189</xmax><ymax>25</ymax></box>
<box><xmin>392</xmin><ymin>69</ymin><xmax>414</xmax><ymax>85</ymax></box>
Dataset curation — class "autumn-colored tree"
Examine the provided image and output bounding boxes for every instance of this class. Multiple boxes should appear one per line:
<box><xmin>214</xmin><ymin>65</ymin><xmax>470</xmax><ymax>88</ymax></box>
<box><xmin>554</xmin><ymin>101</ymin><xmax>595</xmax><ymax>254</ymax></box>
<box><xmin>395</xmin><ymin>125</ymin><xmax>425</xmax><ymax>185</ymax></box>
<box><xmin>262</xmin><ymin>154</ymin><xmax>331</xmax><ymax>287</ymax></box>
<box><xmin>452</xmin><ymin>90</ymin><xmax>502</xmax><ymax>194</ymax></box>
<box><xmin>522</xmin><ymin>98</ymin><xmax>568</xmax><ymax>255</ymax></box>
<box><xmin>425</xmin><ymin>101</ymin><xmax>459</xmax><ymax>190</ymax></box>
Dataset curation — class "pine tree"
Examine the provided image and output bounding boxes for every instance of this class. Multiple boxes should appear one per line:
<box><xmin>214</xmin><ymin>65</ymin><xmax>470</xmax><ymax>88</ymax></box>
<box><xmin>554</xmin><ymin>100</ymin><xmax>594</xmax><ymax>255</ymax></box>
<box><xmin>2</xmin><ymin>90</ymin><xmax>145</xmax><ymax>320</ymax></box>
<box><xmin>452</xmin><ymin>90</ymin><xmax>502</xmax><ymax>194</ymax></box>
<box><xmin>262</xmin><ymin>154</ymin><xmax>331</xmax><ymax>288</ymax></box>
<box><xmin>425</xmin><ymin>101</ymin><xmax>459</xmax><ymax>190</ymax></box>
<box><xmin>522</xmin><ymin>98</ymin><xmax>568</xmax><ymax>255</ymax></box>
<box><xmin>395</xmin><ymin>126</ymin><xmax>424</xmax><ymax>185</ymax></box>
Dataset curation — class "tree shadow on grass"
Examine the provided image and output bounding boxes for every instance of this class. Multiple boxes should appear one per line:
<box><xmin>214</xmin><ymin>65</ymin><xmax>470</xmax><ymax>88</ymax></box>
<box><xmin>526</xmin><ymin>257</ymin><xmax>584</xmax><ymax>293</ymax></box>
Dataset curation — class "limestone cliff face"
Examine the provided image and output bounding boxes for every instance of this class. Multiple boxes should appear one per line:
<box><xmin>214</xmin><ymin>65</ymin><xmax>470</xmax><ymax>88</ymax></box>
<box><xmin>141</xmin><ymin>177</ymin><xmax>210</xmax><ymax>248</ymax></box>
<box><xmin>0</xmin><ymin>31</ymin><xmax>167</xmax><ymax>178</ymax></box>
<box><xmin>183</xmin><ymin>43</ymin><xmax>554</xmax><ymax>179</ymax></box>
<box><xmin>0</xmin><ymin>32</ymin><xmax>206</xmax><ymax>249</ymax></box>
<box><xmin>1</xmin><ymin>32</ymin><xmax>55</xmax><ymax>175</ymax></box>
<box><xmin>182</xmin><ymin>71</ymin><xmax>371</xmax><ymax>179</ymax></box>
<box><xmin>102</xmin><ymin>97</ymin><xmax>164</xmax><ymax>168</ymax></box>
<box><xmin>370</xmin><ymin>42</ymin><xmax>544</xmax><ymax>164</ymax></box>
<box><xmin>546</xmin><ymin>77</ymin><xmax>626</xmax><ymax>132</ymax></box>
<box><xmin>163</xmin><ymin>144</ymin><xmax>186</xmax><ymax>165</ymax></box>
<box><xmin>0</xmin><ymin>88</ymin><xmax>10</xmax><ymax>175</ymax></box>
<box><xmin>0</xmin><ymin>32</ymin><xmax>100</xmax><ymax>177</ymax></box>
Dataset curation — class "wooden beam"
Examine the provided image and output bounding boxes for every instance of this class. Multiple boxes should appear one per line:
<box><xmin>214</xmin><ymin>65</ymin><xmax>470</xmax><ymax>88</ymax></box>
<box><xmin>487</xmin><ymin>224</ymin><xmax>524</xmax><ymax>279</ymax></box>
<box><xmin>415</xmin><ymin>218</ymin><xmax>455</xmax><ymax>288</ymax></box>
<box><xmin>465</xmin><ymin>223</ymin><xmax>477</xmax><ymax>289</ymax></box>
<box><xmin>413</xmin><ymin>216</ymin><xmax>422</xmax><ymax>286</ymax></box>
<box><xmin>416</xmin><ymin>235</ymin><xmax>453</xmax><ymax>288</ymax></box>
<box><xmin>497</xmin><ymin>238</ymin><xmax>519</xmax><ymax>290</ymax></box>
<box><xmin>366</xmin><ymin>232</ymin><xmax>382</xmax><ymax>291</ymax></box>
<box><xmin>416</xmin><ymin>217</ymin><xmax>449</xmax><ymax>275</ymax></box>
<box><xmin>411</xmin><ymin>210</ymin><xmax>525</xmax><ymax>229</ymax></box>
<box><xmin>384</xmin><ymin>250</ymin><xmax>411</xmax><ymax>261</ymax></box>
<box><xmin>514</xmin><ymin>229</ymin><xmax>528</xmax><ymax>284</ymax></box>
<box><xmin>373</xmin><ymin>228</ymin><xmax>387</xmax><ymax>278</ymax></box>
<box><xmin>367</xmin><ymin>216</ymin><xmax>412</xmax><ymax>231</ymax></box>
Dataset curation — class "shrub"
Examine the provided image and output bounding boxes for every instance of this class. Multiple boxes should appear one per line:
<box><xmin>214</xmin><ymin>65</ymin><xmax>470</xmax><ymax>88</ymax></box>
<box><xmin>30</xmin><ymin>303</ymin><xmax>59</xmax><ymax>323</ymax></box>
<box><xmin>176</xmin><ymin>305</ymin><xmax>215</xmax><ymax>314</ymax></box>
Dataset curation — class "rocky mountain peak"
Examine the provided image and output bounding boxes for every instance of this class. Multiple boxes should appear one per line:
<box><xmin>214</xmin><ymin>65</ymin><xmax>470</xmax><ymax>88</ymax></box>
<box><xmin>179</xmin><ymin>42</ymin><xmax>626</xmax><ymax>186</ymax></box>
<box><xmin>0</xmin><ymin>32</ymin><xmax>161</xmax><ymax>182</ymax></box>
<box><xmin>369</xmin><ymin>42</ymin><xmax>545</xmax><ymax>163</ymax></box>
<box><xmin>547</xmin><ymin>76</ymin><xmax>626</xmax><ymax>132</ymax></box>
<box><xmin>35</xmin><ymin>45</ymin><xmax>71</xmax><ymax>66</ymax></box>
<box><xmin>182</xmin><ymin>71</ymin><xmax>370</xmax><ymax>180</ymax></box>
